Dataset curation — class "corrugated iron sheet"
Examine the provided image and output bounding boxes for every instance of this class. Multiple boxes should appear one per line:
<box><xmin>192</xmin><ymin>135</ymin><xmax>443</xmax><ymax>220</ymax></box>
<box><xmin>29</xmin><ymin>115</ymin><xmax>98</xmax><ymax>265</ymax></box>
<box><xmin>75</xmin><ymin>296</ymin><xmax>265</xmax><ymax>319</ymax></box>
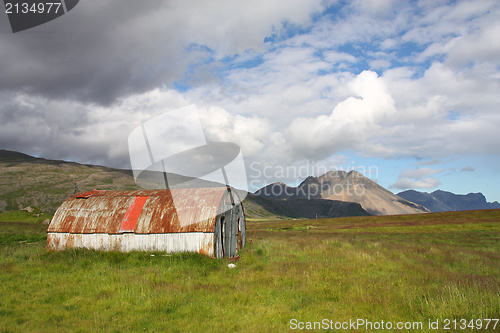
<box><xmin>48</xmin><ymin>187</ymin><xmax>229</xmax><ymax>234</ymax></box>
<box><xmin>47</xmin><ymin>187</ymin><xmax>245</xmax><ymax>257</ymax></box>
<box><xmin>47</xmin><ymin>232</ymin><xmax>215</xmax><ymax>256</ymax></box>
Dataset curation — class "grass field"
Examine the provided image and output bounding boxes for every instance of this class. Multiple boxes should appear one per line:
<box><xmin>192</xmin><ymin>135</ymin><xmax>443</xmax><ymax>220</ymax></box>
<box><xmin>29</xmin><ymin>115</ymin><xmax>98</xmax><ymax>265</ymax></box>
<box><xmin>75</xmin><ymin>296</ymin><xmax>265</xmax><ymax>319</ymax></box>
<box><xmin>1</xmin><ymin>210</ymin><xmax>499</xmax><ymax>332</ymax></box>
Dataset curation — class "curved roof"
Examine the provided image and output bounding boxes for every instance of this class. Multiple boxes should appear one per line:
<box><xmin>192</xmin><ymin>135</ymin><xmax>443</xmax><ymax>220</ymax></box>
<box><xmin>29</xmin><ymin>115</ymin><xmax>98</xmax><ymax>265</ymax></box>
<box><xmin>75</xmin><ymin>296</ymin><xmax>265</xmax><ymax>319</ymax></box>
<box><xmin>48</xmin><ymin>187</ymin><xmax>231</xmax><ymax>234</ymax></box>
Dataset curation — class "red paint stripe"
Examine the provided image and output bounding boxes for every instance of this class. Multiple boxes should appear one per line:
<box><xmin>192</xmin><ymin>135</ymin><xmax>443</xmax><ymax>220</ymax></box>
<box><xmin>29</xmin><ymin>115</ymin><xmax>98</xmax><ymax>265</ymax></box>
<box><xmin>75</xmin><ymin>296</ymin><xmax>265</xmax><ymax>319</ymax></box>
<box><xmin>120</xmin><ymin>196</ymin><xmax>149</xmax><ymax>232</ymax></box>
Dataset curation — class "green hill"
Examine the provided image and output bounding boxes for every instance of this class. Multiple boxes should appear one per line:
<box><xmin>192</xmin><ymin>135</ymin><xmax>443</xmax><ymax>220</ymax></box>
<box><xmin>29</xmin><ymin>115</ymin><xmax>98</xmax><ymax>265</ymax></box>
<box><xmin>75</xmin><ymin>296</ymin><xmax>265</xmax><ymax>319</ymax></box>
<box><xmin>0</xmin><ymin>150</ymin><xmax>140</xmax><ymax>214</ymax></box>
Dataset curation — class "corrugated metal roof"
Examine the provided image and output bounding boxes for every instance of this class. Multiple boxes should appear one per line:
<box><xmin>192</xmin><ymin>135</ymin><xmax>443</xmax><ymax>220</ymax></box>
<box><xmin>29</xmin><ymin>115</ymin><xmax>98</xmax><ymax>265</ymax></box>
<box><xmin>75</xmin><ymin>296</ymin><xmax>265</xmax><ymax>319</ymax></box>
<box><xmin>48</xmin><ymin>187</ymin><xmax>230</xmax><ymax>234</ymax></box>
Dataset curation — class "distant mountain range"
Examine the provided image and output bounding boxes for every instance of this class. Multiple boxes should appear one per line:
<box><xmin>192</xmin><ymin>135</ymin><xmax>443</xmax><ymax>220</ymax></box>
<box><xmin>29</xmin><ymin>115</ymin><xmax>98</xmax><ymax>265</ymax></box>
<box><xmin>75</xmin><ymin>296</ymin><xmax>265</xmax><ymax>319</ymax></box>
<box><xmin>256</xmin><ymin>170</ymin><xmax>429</xmax><ymax>215</ymax></box>
<box><xmin>0</xmin><ymin>150</ymin><xmax>369</xmax><ymax>219</ymax></box>
<box><xmin>1</xmin><ymin>149</ymin><xmax>498</xmax><ymax>218</ymax></box>
<box><xmin>397</xmin><ymin>189</ymin><xmax>500</xmax><ymax>213</ymax></box>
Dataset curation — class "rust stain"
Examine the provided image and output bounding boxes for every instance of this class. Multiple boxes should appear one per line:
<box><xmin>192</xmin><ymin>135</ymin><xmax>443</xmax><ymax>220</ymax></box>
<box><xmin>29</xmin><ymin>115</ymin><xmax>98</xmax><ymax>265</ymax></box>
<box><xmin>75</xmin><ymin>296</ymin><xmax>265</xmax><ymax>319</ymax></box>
<box><xmin>48</xmin><ymin>187</ymin><xmax>246</xmax><ymax>257</ymax></box>
<box><xmin>199</xmin><ymin>234</ymin><xmax>214</xmax><ymax>257</ymax></box>
<box><xmin>49</xmin><ymin>188</ymin><xmax>229</xmax><ymax>234</ymax></box>
<box><xmin>228</xmin><ymin>255</ymin><xmax>240</xmax><ymax>263</ymax></box>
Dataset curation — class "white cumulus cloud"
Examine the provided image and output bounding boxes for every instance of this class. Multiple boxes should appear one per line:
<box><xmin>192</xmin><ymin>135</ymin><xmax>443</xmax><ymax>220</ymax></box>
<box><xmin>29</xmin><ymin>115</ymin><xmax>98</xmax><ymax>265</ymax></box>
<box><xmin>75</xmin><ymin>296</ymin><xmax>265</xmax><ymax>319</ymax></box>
<box><xmin>287</xmin><ymin>70</ymin><xmax>397</xmax><ymax>159</ymax></box>
<box><xmin>391</xmin><ymin>177</ymin><xmax>441</xmax><ymax>190</ymax></box>
<box><xmin>390</xmin><ymin>167</ymin><xmax>444</xmax><ymax>190</ymax></box>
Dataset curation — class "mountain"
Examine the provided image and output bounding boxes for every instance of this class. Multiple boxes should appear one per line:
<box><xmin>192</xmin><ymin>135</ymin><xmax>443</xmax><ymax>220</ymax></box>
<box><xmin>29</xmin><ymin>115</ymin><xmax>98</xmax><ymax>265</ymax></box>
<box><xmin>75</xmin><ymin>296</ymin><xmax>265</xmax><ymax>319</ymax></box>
<box><xmin>0</xmin><ymin>150</ymin><xmax>141</xmax><ymax>214</ymax></box>
<box><xmin>397</xmin><ymin>189</ymin><xmax>500</xmax><ymax>213</ymax></box>
<box><xmin>243</xmin><ymin>193</ymin><xmax>370</xmax><ymax>219</ymax></box>
<box><xmin>256</xmin><ymin>170</ymin><xmax>429</xmax><ymax>215</ymax></box>
<box><xmin>395</xmin><ymin>190</ymin><xmax>450</xmax><ymax>212</ymax></box>
<box><xmin>0</xmin><ymin>149</ymin><xmax>368</xmax><ymax>219</ymax></box>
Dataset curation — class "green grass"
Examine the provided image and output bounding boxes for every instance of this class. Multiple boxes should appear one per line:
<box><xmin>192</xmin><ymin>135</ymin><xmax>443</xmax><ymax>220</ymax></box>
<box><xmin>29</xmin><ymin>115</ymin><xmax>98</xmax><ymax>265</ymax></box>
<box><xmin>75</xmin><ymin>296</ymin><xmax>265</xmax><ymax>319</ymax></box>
<box><xmin>0</xmin><ymin>221</ymin><xmax>48</xmax><ymax>245</ymax></box>
<box><xmin>0</xmin><ymin>210</ymin><xmax>499</xmax><ymax>332</ymax></box>
<box><xmin>0</xmin><ymin>209</ymin><xmax>51</xmax><ymax>224</ymax></box>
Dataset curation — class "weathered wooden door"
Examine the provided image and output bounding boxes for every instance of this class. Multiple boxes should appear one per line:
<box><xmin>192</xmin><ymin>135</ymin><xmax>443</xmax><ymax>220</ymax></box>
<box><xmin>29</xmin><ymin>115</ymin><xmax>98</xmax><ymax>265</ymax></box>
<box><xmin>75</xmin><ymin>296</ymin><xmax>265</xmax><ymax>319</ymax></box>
<box><xmin>214</xmin><ymin>188</ymin><xmax>245</xmax><ymax>258</ymax></box>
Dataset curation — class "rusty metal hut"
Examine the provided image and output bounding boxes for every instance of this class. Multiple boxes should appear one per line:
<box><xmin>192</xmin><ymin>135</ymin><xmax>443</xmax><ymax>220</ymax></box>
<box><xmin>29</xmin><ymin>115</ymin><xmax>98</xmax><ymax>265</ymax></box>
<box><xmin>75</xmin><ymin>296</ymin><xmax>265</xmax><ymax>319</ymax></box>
<box><xmin>47</xmin><ymin>187</ymin><xmax>245</xmax><ymax>258</ymax></box>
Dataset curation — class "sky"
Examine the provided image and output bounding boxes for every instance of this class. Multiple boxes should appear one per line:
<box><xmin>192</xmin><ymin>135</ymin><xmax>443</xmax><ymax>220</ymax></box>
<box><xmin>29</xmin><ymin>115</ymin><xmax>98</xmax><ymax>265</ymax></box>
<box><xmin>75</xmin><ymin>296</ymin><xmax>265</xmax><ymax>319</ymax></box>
<box><xmin>1</xmin><ymin>0</ymin><xmax>499</xmax><ymax>201</ymax></box>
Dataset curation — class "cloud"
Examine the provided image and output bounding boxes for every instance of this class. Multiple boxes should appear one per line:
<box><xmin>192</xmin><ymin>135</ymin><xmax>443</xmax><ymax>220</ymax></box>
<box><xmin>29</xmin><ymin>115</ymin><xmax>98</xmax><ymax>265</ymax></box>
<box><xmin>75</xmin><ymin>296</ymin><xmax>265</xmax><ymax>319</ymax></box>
<box><xmin>323</xmin><ymin>51</ymin><xmax>357</xmax><ymax>64</ymax></box>
<box><xmin>391</xmin><ymin>177</ymin><xmax>440</xmax><ymax>190</ymax></box>
<box><xmin>401</xmin><ymin>0</ymin><xmax>496</xmax><ymax>46</ymax></box>
<box><xmin>446</xmin><ymin>20</ymin><xmax>500</xmax><ymax>67</ymax></box>
<box><xmin>286</xmin><ymin>70</ymin><xmax>397</xmax><ymax>160</ymax></box>
<box><xmin>199</xmin><ymin>106</ymin><xmax>272</xmax><ymax>158</ymax></box>
<box><xmin>417</xmin><ymin>158</ymin><xmax>457</xmax><ymax>166</ymax></box>
<box><xmin>0</xmin><ymin>88</ymin><xmax>191</xmax><ymax>166</ymax></box>
<box><xmin>187</xmin><ymin>0</ymin><xmax>500</xmax><ymax>164</ymax></box>
<box><xmin>0</xmin><ymin>0</ymin><xmax>325</xmax><ymax>105</ymax></box>
<box><xmin>0</xmin><ymin>88</ymin><xmax>280</xmax><ymax>171</ymax></box>
<box><xmin>369</xmin><ymin>59</ymin><xmax>391</xmax><ymax>70</ymax></box>
<box><xmin>1</xmin><ymin>0</ymin><xmax>499</xmax><ymax>192</ymax></box>
<box><xmin>460</xmin><ymin>166</ymin><xmax>475</xmax><ymax>172</ymax></box>
<box><xmin>390</xmin><ymin>167</ymin><xmax>443</xmax><ymax>190</ymax></box>
<box><xmin>399</xmin><ymin>167</ymin><xmax>444</xmax><ymax>179</ymax></box>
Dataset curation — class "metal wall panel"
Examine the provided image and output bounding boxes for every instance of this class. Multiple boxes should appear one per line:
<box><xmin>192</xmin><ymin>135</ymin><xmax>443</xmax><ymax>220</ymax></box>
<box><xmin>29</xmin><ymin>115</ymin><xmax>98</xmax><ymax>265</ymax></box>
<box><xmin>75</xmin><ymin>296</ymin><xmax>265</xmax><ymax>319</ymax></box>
<box><xmin>47</xmin><ymin>232</ymin><xmax>215</xmax><ymax>256</ymax></box>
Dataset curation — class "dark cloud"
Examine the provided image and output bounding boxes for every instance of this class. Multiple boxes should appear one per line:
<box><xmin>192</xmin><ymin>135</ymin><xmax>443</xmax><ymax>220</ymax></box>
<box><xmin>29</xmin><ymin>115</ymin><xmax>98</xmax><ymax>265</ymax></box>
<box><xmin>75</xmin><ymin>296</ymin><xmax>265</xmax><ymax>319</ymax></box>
<box><xmin>1</xmin><ymin>0</ymin><xmax>321</xmax><ymax>106</ymax></box>
<box><xmin>0</xmin><ymin>0</ymin><xmax>326</xmax><ymax>167</ymax></box>
<box><xmin>0</xmin><ymin>0</ymin><xmax>186</xmax><ymax>106</ymax></box>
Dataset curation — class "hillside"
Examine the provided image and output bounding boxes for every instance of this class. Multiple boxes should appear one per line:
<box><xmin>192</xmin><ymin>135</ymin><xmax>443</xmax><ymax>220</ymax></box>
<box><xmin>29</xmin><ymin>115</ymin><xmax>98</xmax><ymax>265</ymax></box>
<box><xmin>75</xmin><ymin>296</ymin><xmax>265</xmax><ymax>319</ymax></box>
<box><xmin>1</xmin><ymin>150</ymin><xmax>370</xmax><ymax>219</ymax></box>
<box><xmin>398</xmin><ymin>189</ymin><xmax>500</xmax><ymax>213</ymax></box>
<box><xmin>0</xmin><ymin>150</ymin><xmax>141</xmax><ymax>214</ymax></box>
<box><xmin>256</xmin><ymin>170</ymin><xmax>429</xmax><ymax>215</ymax></box>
